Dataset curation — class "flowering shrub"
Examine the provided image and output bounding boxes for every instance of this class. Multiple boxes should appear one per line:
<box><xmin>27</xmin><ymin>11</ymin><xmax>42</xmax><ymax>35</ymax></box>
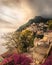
<box><xmin>13</xmin><ymin>53</ymin><xmax>33</xmax><ymax>65</ymax></box>
<box><xmin>0</xmin><ymin>53</ymin><xmax>32</xmax><ymax>65</ymax></box>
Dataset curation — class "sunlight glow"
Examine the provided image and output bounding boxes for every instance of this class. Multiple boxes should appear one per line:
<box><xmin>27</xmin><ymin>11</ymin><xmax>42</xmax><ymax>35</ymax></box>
<box><xmin>0</xmin><ymin>5</ymin><xmax>33</xmax><ymax>25</ymax></box>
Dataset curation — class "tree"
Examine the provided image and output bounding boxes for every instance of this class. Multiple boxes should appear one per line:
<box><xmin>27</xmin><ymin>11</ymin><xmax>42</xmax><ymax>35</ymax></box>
<box><xmin>2</xmin><ymin>32</ymin><xmax>21</xmax><ymax>53</ymax></box>
<box><xmin>2</xmin><ymin>29</ymin><xmax>34</xmax><ymax>53</ymax></box>
<box><xmin>19</xmin><ymin>29</ymin><xmax>34</xmax><ymax>52</ymax></box>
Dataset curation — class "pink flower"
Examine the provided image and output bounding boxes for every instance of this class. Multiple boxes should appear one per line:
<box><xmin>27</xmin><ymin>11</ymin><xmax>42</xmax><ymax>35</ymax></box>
<box><xmin>13</xmin><ymin>53</ymin><xmax>32</xmax><ymax>65</ymax></box>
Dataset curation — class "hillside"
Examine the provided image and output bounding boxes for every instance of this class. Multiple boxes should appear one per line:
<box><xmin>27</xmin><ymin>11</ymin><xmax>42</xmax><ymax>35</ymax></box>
<box><xmin>16</xmin><ymin>16</ymin><xmax>52</xmax><ymax>65</ymax></box>
<box><xmin>17</xmin><ymin>16</ymin><xmax>52</xmax><ymax>32</ymax></box>
<box><xmin>1</xmin><ymin>16</ymin><xmax>52</xmax><ymax>65</ymax></box>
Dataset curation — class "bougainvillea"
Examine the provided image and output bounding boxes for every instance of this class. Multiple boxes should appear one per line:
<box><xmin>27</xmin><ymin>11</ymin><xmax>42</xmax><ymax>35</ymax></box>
<box><xmin>13</xmin><ymin>53</ymin><xmax>33</xmax><ymax>65</ymax></box>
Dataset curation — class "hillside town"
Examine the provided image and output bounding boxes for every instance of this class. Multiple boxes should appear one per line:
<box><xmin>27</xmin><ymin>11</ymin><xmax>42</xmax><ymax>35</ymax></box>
<box><xmin>0</xmin><ymin>17</ymin><xmax>52</xmax><ymax>65</ymax></box>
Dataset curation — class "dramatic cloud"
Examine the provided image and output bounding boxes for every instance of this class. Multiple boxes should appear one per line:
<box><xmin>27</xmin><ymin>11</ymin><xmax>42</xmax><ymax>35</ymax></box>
<box><xmin>27</xmin><ymin>0</ymin><xmax>52</xmax><ymax>18</ymax></box>
<box><xmin>0</xmin><ymin>0</ymin><xmax>34</xmax><ymax>30</ymax></box>
<box><xmin>0</xmin><ymin>0</ymin><xmax>52</xmax><ymax>32</ymax></box>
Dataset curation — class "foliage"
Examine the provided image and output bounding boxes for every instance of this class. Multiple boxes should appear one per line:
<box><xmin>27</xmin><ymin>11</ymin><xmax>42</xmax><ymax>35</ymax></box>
<box><xmin>2</xmin><ymin>29</ymin><xmax>34</xmax><ymax>53</ymax></box>
<box><xmin>19</xmin><ymin>30</ymin><xmax>34</xmax><ymax>52</ymax></box>
<box><xmin>2</xmin><ymin>53</ymin><xmax>32</xmax><ymax>65</ymax></box>
<box><xmin>17</xmin><ymin>19</ymin><xmax>34</xmax><ymax>32</ymax></box>
<box><xmin>13</xmin><ymin>53</ymin><xmax>32</xmax><ymax>65</ymax></box>
<box><xmin>2</xmin><ymin>32</ymin><xmax>21</xmax><ymax>52</ymax></box>
<box><xmin>48</xmin><ymin>20</ymin><xmax>52</xmax><ymax>30</ymax></box>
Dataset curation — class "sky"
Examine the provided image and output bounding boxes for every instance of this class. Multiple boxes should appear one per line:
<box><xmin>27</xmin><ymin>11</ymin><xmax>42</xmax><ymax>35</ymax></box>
<box><xmin>0</xmin><ymin>0</ymin><xmax>52</xmax><ymax>31</ymax></box>
<box><xmin>0</xmin><ymin>0</ymin><xmax>52</xmax><ymax>54</ymax></box>
<box><xmin>0</xmin><ymin>0</ymin><xmax>34</xmax><ymax>32</ymax></box>
<box><xmin>27</xmin><ymin>0</ymin><xmax>52</xmax><ymax>17</ymax></box>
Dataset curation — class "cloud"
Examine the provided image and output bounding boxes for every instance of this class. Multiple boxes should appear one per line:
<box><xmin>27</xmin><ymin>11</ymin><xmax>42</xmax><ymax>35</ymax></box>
<box><xmin>0</xmin><ymin>19</ymin><xmax>12</xmax><ymax>24</ymax></box>
<box><xmin>0</xmin><ymin>0</ymin><xmax>52</xmax><ymax>30</ymax></box>
<box><xmin>0</xmin><ymin>0</ymin><xmax>34</xmax><ymax>29</ymax></box>
<box><xmin>0</xmin><ymin>19</ymin><xmax>18</xmax><ymax>29</ymax></box>
<box><xmin>27</xmin><ymin>0</ymin><xmax>52</xmax><ymax>18</ymax></box>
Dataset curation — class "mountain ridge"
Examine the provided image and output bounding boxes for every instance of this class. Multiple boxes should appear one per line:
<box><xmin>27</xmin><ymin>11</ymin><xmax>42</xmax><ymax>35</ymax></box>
<box><xmin>17</xmin><ymin>16</ymin><xmax>52</xmax><ymax>32</ymax></box>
